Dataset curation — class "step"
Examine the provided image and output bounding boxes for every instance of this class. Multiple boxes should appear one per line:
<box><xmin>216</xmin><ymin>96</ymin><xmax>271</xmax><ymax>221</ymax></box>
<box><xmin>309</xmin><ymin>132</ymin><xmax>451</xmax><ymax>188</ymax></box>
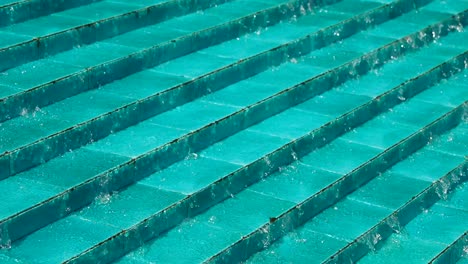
<box><xmin>321</xmin><ymin>138</ymin><xmax>468</xmax><ymax>262</ymax></box>
<box><xmin>0</xmin><ymin>10</ymin><xmax>464</xmax><ymax>246</ymax></box>
<box><xmin>4</xmin><ymin>41</ymin><xmax>466</xmax><ymax>263</ymax></box>
<box><xmin>199</xmin><ymin>89</ymin><xmax>468</xmax><ymax>263</ymax></box>
<box><xmin>2</xmin><ymin>79</ymin><xmax>460</xmax><ymax>260</ymax></box>
<box><xmin>0</xmin><ymin>0</ymin><xmax>352</xmax><ymax>176</ymax></box>
<box><xmin>0</xmin><ymin>0</ymin><xmax>345</xmax><ymax>122</ymax></box>
<box><xmin>246</xmin><ymin>131</ymin><xmax>467</xmax><ymax>263</ymax></box>
<box><xmin>429</xmin><ymin>230</ymin><xmax>468</xmax><ymax>264</ymax></box>
<box><xmin>0</xmin><ymin>0</ymin><xmax>102</xmax><ymax>27</ymax></box>
<box><xmin>0</xmin><ymin>0</ymin><xmax>465</xmax><ymax>262</ymax></box>
<box><xmin>0</xmin><ymin>1</ymin><xmax>461</xmax><ymax>180</ymax></box>
<box><xmin>114</xmin><ymin>79</ymin><xmax>467</xmax><ymax>263</ymax></box>
<box><xmin>0</xmin><ymin>0</ymin><xmax>235</xmax><ymax>71</ymax></box>
<box><xmin>358</xmin><ymin>196</ymin><xmax>468</xmax><ymax>263</ymax></box>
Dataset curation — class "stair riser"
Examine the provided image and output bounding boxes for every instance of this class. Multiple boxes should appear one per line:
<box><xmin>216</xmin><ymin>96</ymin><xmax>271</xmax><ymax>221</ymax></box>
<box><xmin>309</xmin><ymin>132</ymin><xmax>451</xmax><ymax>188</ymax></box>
<box><xmin>0</xmin><ymin>0</ymin><xmax>446</xmax><ymax>179</ymax></box>
<box><xmin>206</xmin><ymin>104</ymin><xmax>466</xmax><ymax>264</ymax></box>
<box><xmin>0</xmin><ymin>0</ymin><xmax>236</xmax><ymax>72</ymax></box>
<box><xmin>0</xmin><ymin>0</ymin><xmax>102</xmax><ymax>27</ymax></box>
<box><xmin>326</xmin><ymin>162</ymin><xmax>468</xmax><ymax>263</ymax></box>
<box><xmin>66</xmin><ymin>53</ymin><xmax>467</xmax><ymax>264</ymax></box>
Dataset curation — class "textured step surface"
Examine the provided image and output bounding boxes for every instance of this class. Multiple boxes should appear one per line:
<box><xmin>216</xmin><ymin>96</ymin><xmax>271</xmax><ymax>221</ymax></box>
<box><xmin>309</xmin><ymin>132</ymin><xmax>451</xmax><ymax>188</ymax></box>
<box><xmin>0</xmin><ymin>0</ymin><xmax>467</xmax><ymax>263</ymax></box>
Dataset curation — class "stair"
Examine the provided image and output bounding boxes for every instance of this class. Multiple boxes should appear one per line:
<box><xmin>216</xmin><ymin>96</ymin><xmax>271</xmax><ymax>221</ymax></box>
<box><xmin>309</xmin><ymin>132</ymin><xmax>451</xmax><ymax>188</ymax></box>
<box><xmin>0</xmin><ymin>0</ymin><xmax>467</xmax><ymax>263</ymax></box>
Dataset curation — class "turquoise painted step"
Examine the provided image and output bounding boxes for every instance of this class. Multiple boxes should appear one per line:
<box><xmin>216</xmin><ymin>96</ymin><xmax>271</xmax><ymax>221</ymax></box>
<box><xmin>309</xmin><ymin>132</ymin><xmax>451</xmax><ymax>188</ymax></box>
<box><xmin>0</xmin><ymin>0</ymin><xmax>102</xmax><ymax>27</ymax></box>
<box><xmin>0</xmin><ymin>0</ymin><xmax>347</xmax><ymax>175</ymax></box>
<box><xmin>114</xmin><ymin>77</ymin><xmax>467</xmax><ymax>263</ymax></box>
<box><xmin>358</xmin><ymin>199</ymin><xmax>468</xmax><ymax>263</ymax></box>
<box><xmin>246</xmin><ymin>124</ymin><xmax>467</xmax><ymax>263</ymax></box>
<box><xmin>429</xmin><ymin>230</ymin><xmax>468</xmax><ymax>264</ymax></box>
<box><xmin>0</xmin><ymin>11</ymin><xmax>464</xmax><ymax>247</ymax></box>
<box><xmin>324</xmin><ymin>122</ymin><xmax>468</xmax><ymax>263</ymax></box>
<box><xmin>0</xmin><ymin>0</ymin><xmax>234</xmax><ymax>71</ymax></box>
<box><xmin>0</xmin><ymin>0</ymin><xmax>436</xmax><ymax>182</ymax></box>
<box><xmin>8</xmin><ymin>35</ymin><xmax>468</xmax><ymax>264</ymax></box>
<box><xmin>245</xmin><ymin>78</ymin><xmax>468</xmax><ymax>263</ymax></box>
<box><xmin>0</xmin><ymin>29</ymin><xmax>464</xmax><ymax>258</ymax></box>
<box><xmin>0</xmin><ymin>0</ymin><xmax>343</xmax><ymax>121</ymax></box>
<box><xmin>0</xmin><ymin>1</ymin><xmax>460</xmax><ymax>181</ymax></box>
<box><xmin>322</xmin><ymin>150</ymin><xmax>467</xmax><ymax>261</ymax></box>
<box><xmin>2</xmin><ymin>62</ymin><xmax>464</xmax><ymax>261</ymax></box>
<box><xmin>199</xmin><ymin>101</ymin><xmax>467</xmax><ymax>262</ymax></box>
<box><xmin>0</xmin><ymin>0</ymin><xmax>465</xmax><ymax>262</ymax></box>
<box><xmin>0</xmin><ymin>0</ymin><xmax>436</xmax><ymax>125</ymax></box>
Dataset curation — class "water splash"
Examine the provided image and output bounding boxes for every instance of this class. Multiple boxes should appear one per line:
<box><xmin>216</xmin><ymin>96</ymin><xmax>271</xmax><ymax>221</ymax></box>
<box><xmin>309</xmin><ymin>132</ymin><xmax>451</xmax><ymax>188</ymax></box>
<box><xmin>260</xmin><ymin>225</ymin><xmax>271</xmax><ymax>248</ymax></box>
<box><xmin>364</xmin><ymin>231</ymin><xmax>382</xmax><ymax>251</ymax></box>
<box><xmin>386</xmin><ymin>214</ymin><xmax>404</xmax><ymax>234</ymax></box>
<box><xmin>299</xmin><ymin>5</ymin><xmax>306</xmax><ymax>16</ymax></box>
<box><xmin>185</xmin><ymin>152</ymin><xmax>199</xmax><ymax>160</ymax></box>
<box><xmin>291</xmin><ymin>151</ymin><xmax>299</xmax><ymax>161</ymax></box>
<box><xmin>397</xmin><ymin>89</ymin><xmax>406</xmax><ymax>101</ymax></box>
<box><xmin>96</xmin><ymin>193</ymin><xmax>113</xmax><ymax>204</ymax></box>
<box><xmin>20</xmin><ymin>108</ymin><xmax>28</xmax><ymax>117</ymax></box>
<box><xmin>289</xmin><ymin>231</ymin><xmax>307</xmax><ymax>244</ymax></box>
<box><xmin>31</xmin><ymin>106</ymin><xmax>45</xmax><ymax>118</ymax></box>
<box><xmin>435</xmin><ymin>177</ymin><xmax>451</xmax><ymax>200</ymax></box>
<box><xmin>449</xmin><ymin>170</ymin><xmax>462</xmax><ymax>185</ymax></box>
<box><xmin>0</xmin><ymin>224</ymin><xmax>11</xmax><ymax>250</ymax></box>
<box><xmin>208</xmin><ymin>215</ymin><xmax>217</xmax><ymax>224</ymax></box>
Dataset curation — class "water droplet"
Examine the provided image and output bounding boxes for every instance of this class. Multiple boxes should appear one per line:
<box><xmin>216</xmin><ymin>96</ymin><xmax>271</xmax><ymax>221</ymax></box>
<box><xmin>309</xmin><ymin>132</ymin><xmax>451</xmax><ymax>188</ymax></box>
<box><xmin>0</xmin><ymin>225</ymin><xmax>11</xmax><ymax>250</ymax></box>
<box><xmin>20</xmin><ymin>108</ymin><xmax>28</xmax><ymax>117</ymax></box>
<box><xmin>300</xmin><ymin>5</ymin><xmax>306</xmax><ymax>15</ymax></box>
<box><xmin>208</xmin><ymin>216</ymin><xmax>217</xmax><ymax>224</ymax></box>
<box><xmin>435</xmin><ymin>177</ymin><xmax>450</xmax><ymax>200</ymax></box>
<box><xmin>386</xmin><ymin>215</ymin><xmax>403</xmax><ymax>234</ymax></box>
<box><xmin>185</xmin><ymin>153</ymin><xmax>198</xmax><ymax>160</ymax></box>
<box><xmin>365</xmin><ymin>232</ymin><xmax>382</xmax><ymax>251</ymax></box>
<box><xmin>97</xmin><ymin>193</ymin><xmax>112</xmax><ymax>204</ymax></box>
<box><xmin>291</xmin><ymin>151</ymin><xmax>299</xmax><ymax>161</ymax></box>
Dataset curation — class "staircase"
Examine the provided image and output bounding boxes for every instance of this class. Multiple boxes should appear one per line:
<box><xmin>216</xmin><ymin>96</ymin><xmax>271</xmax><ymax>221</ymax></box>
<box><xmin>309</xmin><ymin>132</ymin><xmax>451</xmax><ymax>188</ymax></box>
<box><xmin>0</xmin><ymin>0</ymin><xmax>467</xmax><ymax>263</ymax></box>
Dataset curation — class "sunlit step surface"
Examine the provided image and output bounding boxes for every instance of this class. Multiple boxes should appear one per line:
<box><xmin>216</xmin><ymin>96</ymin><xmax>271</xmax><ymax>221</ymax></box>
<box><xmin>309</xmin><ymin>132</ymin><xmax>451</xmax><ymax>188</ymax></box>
<box><xmin>117</xmin><ymin>76</ymin><xmax>467</xmax><ymax>264</ymax></box>
<box><xmin>0</xmin><ymin>0</ymin><xmax>101</xmax><ymax>27</ymax></box>
<box><xmin>358</xmin><ymin>190</ymin><xmax>468</xmax><ymax>263</ymax></box>
<box><xmin>0</xmin><ymin>0</ymin><xmax>466</xmax><ymax>263</ymax></box>
<box><xmin>0</xmin><ymin>0</ymin><xmax>343</xmax><ymax>121</ymax></box>
<box><xmin>0</xmin><ymin>0</ymin><xmax>235</xmax><ymax>71</ymax></box>
<box><xmin>0</xmin><ymin>0</ymin><xmax>412</xmax><ymax>180</ymax></box>
<box><xmin>0</xmin><ymin>7</ymin><xmax>464</xmax><ymax>254</ymax></box>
